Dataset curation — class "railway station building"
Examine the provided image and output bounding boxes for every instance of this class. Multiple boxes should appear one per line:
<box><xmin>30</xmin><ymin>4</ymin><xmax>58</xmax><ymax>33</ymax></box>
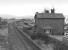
<box><xmin>34</xmin><ymin>8</ymin><xmax>65</xmax><ymax>35</ymax></box>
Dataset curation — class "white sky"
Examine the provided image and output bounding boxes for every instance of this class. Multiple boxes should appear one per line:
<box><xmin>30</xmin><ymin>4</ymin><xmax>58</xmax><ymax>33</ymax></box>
<box><xmin>0</xmin><ymin>0</ymin><xmax>68</xmax><ymax>18</ymax></box>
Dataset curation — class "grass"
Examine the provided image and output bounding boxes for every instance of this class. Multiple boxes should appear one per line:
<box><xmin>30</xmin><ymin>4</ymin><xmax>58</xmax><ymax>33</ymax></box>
<box><xmin>30</xmin><ymin>32</ymin><xmax>68</xmax><ymax>50</ymax></box>
<box><xmin>0</xmin><ymin>25</ymin><xmax>8</xmax><ymax>50</ymax></box>
<box><xmin>38</xmin><ymin>33</ymin><xmax>68</xmax><ymax>50</ymax></box>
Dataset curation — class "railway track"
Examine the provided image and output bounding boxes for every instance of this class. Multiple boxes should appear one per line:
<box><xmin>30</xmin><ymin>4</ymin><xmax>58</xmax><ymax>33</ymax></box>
<box><xmin>8</xmin><ymin>23</ymin><xmax>41</xmax><ymax>50</ymax></box>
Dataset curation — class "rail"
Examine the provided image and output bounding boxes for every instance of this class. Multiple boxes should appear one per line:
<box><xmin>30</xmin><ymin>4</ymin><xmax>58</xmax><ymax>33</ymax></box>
<box><xmin>15</xmin><ymin>26</ymin><xmax>42</xmax><ymax>50</ymax></box>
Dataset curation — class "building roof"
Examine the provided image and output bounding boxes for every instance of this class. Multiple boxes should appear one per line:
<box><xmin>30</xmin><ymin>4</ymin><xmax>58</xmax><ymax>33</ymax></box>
<box><xmin>35</xmin><ymin>13</ymin><xmax>65</xmax><ymax>19</ymax></box>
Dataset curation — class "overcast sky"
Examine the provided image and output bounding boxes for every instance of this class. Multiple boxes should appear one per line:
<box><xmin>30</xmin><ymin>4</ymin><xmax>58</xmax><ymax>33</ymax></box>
<box><xmin>0</xmin><ymin>0</ymin><xmax>68</xmax><ymax>18</ymax></box>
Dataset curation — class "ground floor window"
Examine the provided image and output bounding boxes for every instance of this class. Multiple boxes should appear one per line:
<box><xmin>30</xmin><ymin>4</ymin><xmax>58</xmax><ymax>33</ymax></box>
<box><xmin>44</xmin><ymin>29</ymin><xmax>52</xmax><ymax>34</ymax></box>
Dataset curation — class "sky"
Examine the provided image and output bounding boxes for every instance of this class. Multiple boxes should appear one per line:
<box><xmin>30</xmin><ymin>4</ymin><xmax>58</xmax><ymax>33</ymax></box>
<box><xmin>0</xmin><ymin>0</ymin><xmax>68</xmax><ymax>18</ymax></box>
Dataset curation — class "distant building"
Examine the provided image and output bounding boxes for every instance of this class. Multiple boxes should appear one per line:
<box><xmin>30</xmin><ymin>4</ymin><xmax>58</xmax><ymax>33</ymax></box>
<box><xmin>34</xmin><ymin>8</ymin><xmax>65</xmax><ymax>35</ymax></box>
<box><xmin>0</xmin><ymin>17</ymin><xmax>1</xmax><ymax>22</ymax></box>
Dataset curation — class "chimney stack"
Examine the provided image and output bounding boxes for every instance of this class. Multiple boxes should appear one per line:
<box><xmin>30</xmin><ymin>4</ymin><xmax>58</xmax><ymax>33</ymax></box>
<box><xmin>51</xmin><ymin>8</ymin><xmax>55</xmax><ymax>13</ymax></box>
<box><xmin>45</xmin><ymin>10</ymin><xmax>49</xmax><ymax>13</ymax></box>
<box><xmin>36</xmin><ymin>12</ymin><xmax>38</xmax><ymax>14</ymax></box>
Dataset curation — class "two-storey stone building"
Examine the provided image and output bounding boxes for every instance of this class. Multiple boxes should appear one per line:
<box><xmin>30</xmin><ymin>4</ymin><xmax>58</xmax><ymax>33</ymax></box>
<box><xmin>34</xmin><ymin>9</ymin><xmax>65</xmax><ymax>35</ymax></box>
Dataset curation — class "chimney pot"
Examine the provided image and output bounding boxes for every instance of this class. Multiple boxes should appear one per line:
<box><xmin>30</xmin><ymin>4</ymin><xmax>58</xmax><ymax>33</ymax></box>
<box><xmin>51</xmin><ymin>8</ymin><xmax>55</xmax><ymax>13</ymax></box>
